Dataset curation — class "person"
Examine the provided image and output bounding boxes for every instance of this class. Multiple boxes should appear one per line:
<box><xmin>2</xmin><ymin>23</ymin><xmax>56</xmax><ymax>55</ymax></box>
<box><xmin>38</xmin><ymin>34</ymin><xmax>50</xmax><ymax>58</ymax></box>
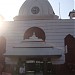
<box><xmin>19</xmin><ymin>65</ymin><xmax>25</xmax><ymax>75</ymax></box>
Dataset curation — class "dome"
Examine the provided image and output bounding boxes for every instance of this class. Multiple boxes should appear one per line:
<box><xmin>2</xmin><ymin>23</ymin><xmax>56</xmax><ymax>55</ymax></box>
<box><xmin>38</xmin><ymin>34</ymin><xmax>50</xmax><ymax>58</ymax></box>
<box><xmin>14</xmin><ymin>0</ymin><xmax>58</xmax><ymax>20</ymax></box>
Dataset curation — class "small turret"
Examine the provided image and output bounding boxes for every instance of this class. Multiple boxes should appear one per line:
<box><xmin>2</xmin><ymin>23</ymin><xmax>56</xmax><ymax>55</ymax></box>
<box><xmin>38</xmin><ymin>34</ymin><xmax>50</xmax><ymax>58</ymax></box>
<box><xmin>69</xmin><ymin>9</ymin><xmax>75</xmax><ymax>19</ymax></box>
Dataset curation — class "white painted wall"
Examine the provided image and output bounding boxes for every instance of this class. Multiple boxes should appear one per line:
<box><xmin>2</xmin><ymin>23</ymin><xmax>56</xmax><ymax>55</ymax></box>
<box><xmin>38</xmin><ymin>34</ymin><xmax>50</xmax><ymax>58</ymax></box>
<box><xmin>2</xmin><ymin>19</ymin><xmax>74</xmax><ymax>64</ymax></box>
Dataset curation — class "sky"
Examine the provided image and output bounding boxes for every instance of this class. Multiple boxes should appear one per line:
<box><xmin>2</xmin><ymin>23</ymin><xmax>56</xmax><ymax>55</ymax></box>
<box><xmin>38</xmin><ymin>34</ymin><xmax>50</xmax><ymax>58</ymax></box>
<box><xmin>0</xmin><ymin>0</ymin><xmax>74</xmax><ymax>21</ymax></box>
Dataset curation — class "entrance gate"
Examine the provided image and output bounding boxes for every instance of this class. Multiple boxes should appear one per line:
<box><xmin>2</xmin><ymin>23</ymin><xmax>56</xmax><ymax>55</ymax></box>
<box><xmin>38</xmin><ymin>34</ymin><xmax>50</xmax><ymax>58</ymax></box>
<box><xmin>18</xmin><ymin>57</ymin><xmax>54</xmax><ymax>75</ymax></box>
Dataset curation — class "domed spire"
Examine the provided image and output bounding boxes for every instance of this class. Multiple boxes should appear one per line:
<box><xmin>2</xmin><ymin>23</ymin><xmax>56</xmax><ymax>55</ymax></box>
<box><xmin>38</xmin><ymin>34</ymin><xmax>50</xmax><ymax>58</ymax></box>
<box><xmin>14</xmin><ymin>0</ymin><xmax>58</xmax><ymax>20</ymax></box>
<box><xmin>69</xmin><ymin>9</ymin><xmax>75</xmax><ymax>19</ymax></box>
<box><xmin>19</xmin><ymin>0</ymin><xmax>54</xmax><ymax>15</ymax></box>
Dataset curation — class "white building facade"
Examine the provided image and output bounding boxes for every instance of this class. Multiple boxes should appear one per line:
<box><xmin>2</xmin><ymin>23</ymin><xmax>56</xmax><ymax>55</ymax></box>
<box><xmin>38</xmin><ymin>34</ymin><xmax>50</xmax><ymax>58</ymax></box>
<box><xmin>0</xmin><ymin>0</ymin><xmax>75</xmax><ymax>74</ymax></box>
